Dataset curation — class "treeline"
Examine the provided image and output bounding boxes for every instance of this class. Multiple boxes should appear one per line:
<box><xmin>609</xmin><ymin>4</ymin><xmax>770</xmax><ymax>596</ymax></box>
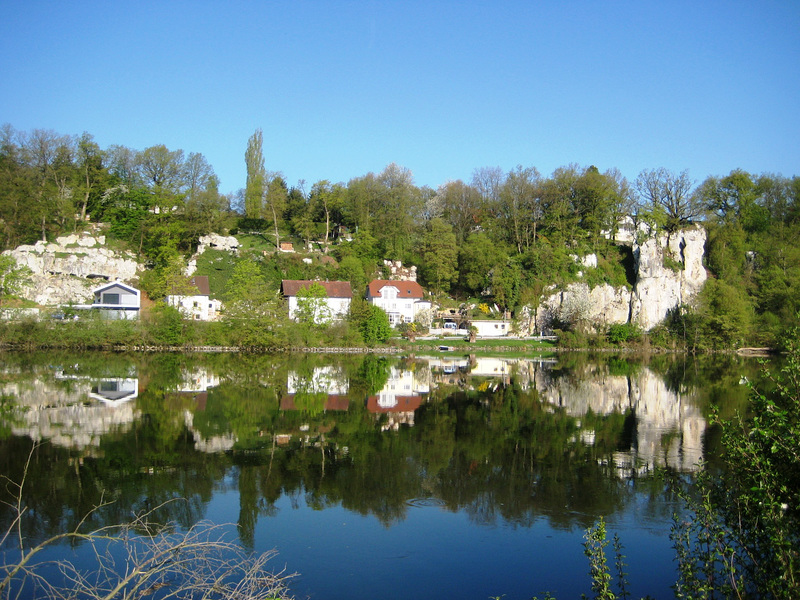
<box><xmin>2</xmin><ymin>124</ymin><xmax>800</xmax><ymax>348</ymax></box>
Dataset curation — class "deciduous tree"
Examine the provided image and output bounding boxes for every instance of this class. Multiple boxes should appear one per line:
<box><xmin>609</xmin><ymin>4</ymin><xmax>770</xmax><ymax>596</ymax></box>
<box><xmin>421</xmin><ymin>218</ymin><xmax>458</xmax><ymax>294</ymax></box>
<box><xmin>244</xmin><ymin>129</ymin><xmax>265</xmax><ymax>220</ymax></box>
<box><xmin>635</xmin><ymin>168</ymin><xmax>701</xmax><ymax>231</ymax></box>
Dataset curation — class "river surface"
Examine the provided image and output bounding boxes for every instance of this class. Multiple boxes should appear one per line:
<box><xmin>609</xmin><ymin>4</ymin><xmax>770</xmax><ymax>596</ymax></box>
<box><xmin>0</xmin><ymin>350</ymin><xmax>766</xmax><ymax>599</ymax></box>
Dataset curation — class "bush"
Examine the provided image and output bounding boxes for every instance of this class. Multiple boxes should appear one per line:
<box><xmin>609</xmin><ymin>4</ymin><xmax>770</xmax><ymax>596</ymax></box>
<box><xmin>607</xmin><ymin>323</ymin><xmax>641</xmax><ymax>345</ymax></box>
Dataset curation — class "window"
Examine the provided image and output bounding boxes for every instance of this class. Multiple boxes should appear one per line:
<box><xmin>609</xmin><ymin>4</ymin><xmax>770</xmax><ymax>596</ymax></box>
<box><xmin>102</xmin><ymin>293</ymin><xmax>120</xmax><ymax>305</ymax></box>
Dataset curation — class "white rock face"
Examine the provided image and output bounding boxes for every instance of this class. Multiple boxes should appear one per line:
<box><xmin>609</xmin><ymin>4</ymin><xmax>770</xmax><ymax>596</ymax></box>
<box><xmin>197</xmin><ymin>234</ymin><xmax>239</xmax><ymax>254</ymax></box>
<box><xmin>3</xmin><ymin>235</ymin><xmax>141</xmax><ymax>305</ymax></box>
<box><xmin>186</xmin><ymin>234</ymin><xmax>240</xmax><ymax>275</ymax></box>
<box><xmin>383</xmin><ymin>259</ymin><xmax>418</xmax><ymax>281</ymax></box>
<box><xmin>630</xmin><ymin>225</ymin><xmax>707</xmax><ymax>330</ymax></box>
<box><xmin>536</xmin><ymin>283</ymin><xmax>632</xmax><ymax>334</ymax></box>
<box><xmin>3</xmin><ymin>233</ymin><xmax>142</xmax><ymax>306</ymax></box>
<box><xmin>534</xmin><ymin>226</ymin><xmax>707</xmax><ymax>333</ymax></box>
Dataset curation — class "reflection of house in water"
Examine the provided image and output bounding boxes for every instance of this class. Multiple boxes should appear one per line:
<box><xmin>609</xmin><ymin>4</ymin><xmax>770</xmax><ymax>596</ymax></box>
<box><xmin>281</xmin><ymin>366</ymin><xmax>350</xmax><ymax>411</ymax></box>
<box><xmin>1</xmin><ymin>371</ymin><xmax>139</xmax><ymax>451</ymax></box>
<box><xmin>179</xmin><ymin>368</ymin><xmax>220</xmax><ymax>393</ymax></box>
<box><xmin>89</xmin><ymin>378</ymin><xmax>138</xmax><ymax>404</ymax></box>
<box><xmin>367</xmin><ymin>367</ymin><xmax>429</xmax><ymax>430</ymax></box>
<box><xmin>168</xmin><ymin>368</ymin><xmax>234</xmax><ymax>454</ymax></box>
<box><xmin>536</xmin><ymin>365</ymin><xmax>705</xmax><ymax>474</ymax></box>
<box><xmin>420</xmin><ymin>356</ymin><xmax>557</xmax><ymax>391</ymax></box>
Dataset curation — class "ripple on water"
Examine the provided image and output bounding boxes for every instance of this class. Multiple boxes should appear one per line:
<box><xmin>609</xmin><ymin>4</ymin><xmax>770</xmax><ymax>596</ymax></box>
<box><xmin>406</xmin><ymin>496</ymin><xmax>446</xmax><ymax>508</ymax></box>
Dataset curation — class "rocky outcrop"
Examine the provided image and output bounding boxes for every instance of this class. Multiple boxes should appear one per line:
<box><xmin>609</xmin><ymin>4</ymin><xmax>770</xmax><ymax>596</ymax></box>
<box><xmin>3</xmin><ymin>233</ymin><xmax>142</xmax><ymax>306</ymax></box>
<box><xmin>535</xmin><ymin>283</ymin><xmax>632</xmax><ymax>333</ymax></box>
<box><xmin>383</xmin><ymin>259</ymin><xmax>418</xmax><ymax>282</ymax></box>
<box><xmin>534</xmin><ymin>225</ymin><xmax>707</xmax><ymax>333</ymax></box>
<box><xmin>630</xmin><ymin>226</ymin><xmax>707</xmax><ymax>330</ymax></box>
<box><xmin>186</xmin><ymin>234</ymin><xmax>240</xmax><ymax>275</ymax></box>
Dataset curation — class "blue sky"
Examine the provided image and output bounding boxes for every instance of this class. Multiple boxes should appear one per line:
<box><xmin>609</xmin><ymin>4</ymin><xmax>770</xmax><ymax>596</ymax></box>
<box><xmin>2</xmin><ymin>1</ymin><xmax>798</xmax><ymax>195</ymax></box>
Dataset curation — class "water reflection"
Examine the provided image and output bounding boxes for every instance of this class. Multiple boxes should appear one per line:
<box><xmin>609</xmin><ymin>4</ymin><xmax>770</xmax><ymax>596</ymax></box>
<box><xmin>0</xmin><ymin>351</ymin><xmax>761</xmax><ymax>600</ymax></box>
<box><xmin>2</xmin><ymin>354</ymin><xmax>709</xmax><ymax>473</ymax></box>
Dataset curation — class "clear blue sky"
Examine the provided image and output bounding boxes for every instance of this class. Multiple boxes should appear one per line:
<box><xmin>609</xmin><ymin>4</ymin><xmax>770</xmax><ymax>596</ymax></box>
<box><xmin>2</xmin><ymin>1</ymin><xmax>798</xmax><ymax>195</ymax></box>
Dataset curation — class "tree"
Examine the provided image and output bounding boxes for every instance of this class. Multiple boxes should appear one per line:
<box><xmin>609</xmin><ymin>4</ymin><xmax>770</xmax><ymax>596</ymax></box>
<box><xmin>634</xmin><ymin>168</ymin><xmax>701</xmax><ymax>230</ymax></box>
<box><xmin>375</xmin><ymin>163</ymin><xmax>424</xmax><ymax>259</ymax></box>
<box><xmin>265</xmin><ymin>174</ymin><xmax>288</xmax><ymax>250</ymax></box>
<box><xmin>421</xmin><ymin>218</ymin><xmax>458</xmax><ymax>294</ymax></box>
<box><xmin>183</xmin><ymin>151</ymin><xmax>216</xmax><ymax>204</ymax></box>
<box><xmin>491</xmin><ymin>260</ymin><xmax>523</xmax><ymax>312</ymax></box>
<box><xmin>0</xmin><ymin>127</ymin><xmax>38</xmax><ymax>248</ymax></box>
<box><xmin>672</xmin><ymin>333</ymin><xmax>800</xmax><ymax>598</ymax></box>
<box><xmin>184</xmin><ymin>175</ymin><xmax>231</xmax><ymax>239</ymax></box>
<box><xmin>350</xmin><ymin>300</ymin><xmax>392</xmax><ymax>345</ymax></box>
<box><xmin>541</xmin><ymin>164</ymin><xmax>582</xmax><ymax>244</ymax></box>
<box><xmin>497</xmin><ymin>165</ymin><xmax>542</xmax><ymax>252</ymax></box>
<box><xmin>572</xmin><ymin>165</ymin><xmax>625</xmax><ymax>245</ymax></box>
<box><xmin>0</xmin><ymin>254</ymin><xmax>28</xmax><ymax>304</ymax></box>
<box><xmin>309</xmin><ymin>180</ymin><xmax>346</xmax><ymax>253</ymax></box>
<box><xmin>244</xmin><ymin>129</ymin><xmax>265</xmax><ymax>220</ymax></box>
<box><xmin>294</xmin><ymin>282</ymin><xmax>332</xmax><ymax>325</ymax></box>
<box><xmin>73</xmin><ymin>132</ymin><xmax>107</xmax><ymax>223</ymax></box>
<box><xmin>224</xmin><ymin>258</ymin><xmax>273</xmax><ymax>318</ymax></box>
<box><xmin>136</xmin><ymin>144</ymin><xmax>185</xmax><ymax>197</ymax></box>
<box><xmin>434</xmin><ymin>180</ymin><xmax>484</xmax><ymax>243</ymax></box>
<box><xmin>20</xmin><ymin>128</ymin><xmax>73</xmax><ymax>241</ymax></box>
<box><xmin>471</xmin><ymin>166</ymin><xmax>504</xmax><ymax>206</ymax></box>
<box><xmin>458</xmin><ymin>232</ymin><xmax>507</xmax><ymax>296</ymax></box>
<box><xmin>699</xmin><ymin>169</ymin><xmax>769</xmax><ymax>233</ymax></box>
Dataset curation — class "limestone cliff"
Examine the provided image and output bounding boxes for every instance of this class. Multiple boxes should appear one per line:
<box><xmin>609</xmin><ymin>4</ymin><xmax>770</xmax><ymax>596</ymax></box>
<box><xmin>534</xmin><ymin>225</ymin><xmax>707</xmax><ymax>333</ymax></box>
<box><xmin>2</xmin><ymin>232</ymin><xmax>141</xmax><ymax>306</ymax></box>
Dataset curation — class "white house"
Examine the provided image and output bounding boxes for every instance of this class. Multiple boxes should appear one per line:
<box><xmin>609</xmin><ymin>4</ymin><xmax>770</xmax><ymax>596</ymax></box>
<box><xmin>470</xmin><ymin>319</ymin><xmax>513</xmax><ymax>337</ymax></box>
<box><xmin>281</xmin><ymin>280</ymin><xmax>352</xmax><ymax>323</ymax></box>
<box><xmin>73</xmin><ymin>280</ymin><xmax>140</xmax><ymax>319</ymax></box>
<box><xmin>88</xmin><ymin>378</ymin><xmax>139</xmax><ymax>404</ymax></box>
<box><xmin>366</xmin><ymin>280</ymin><xmax>431</xmax><ymax>327</ymax></box>
<box><xmin>166</xmin><ymin>275</ymin><xmax>221</xmax><ymax>321</ymax></box>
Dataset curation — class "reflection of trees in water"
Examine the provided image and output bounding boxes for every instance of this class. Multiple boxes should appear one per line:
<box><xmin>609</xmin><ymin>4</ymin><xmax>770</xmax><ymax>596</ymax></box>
<box><xmin>0</xmin><ymin>351</ymin><xmax>765</xmax><ymax>552</ymax></box>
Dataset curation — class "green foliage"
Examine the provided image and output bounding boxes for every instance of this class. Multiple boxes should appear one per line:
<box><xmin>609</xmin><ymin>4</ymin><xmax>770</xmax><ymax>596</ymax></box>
<box><xmin>670</xmin><ymin>332</ymin><xmax>800</xmax><ymax>598</ymax></box>
<box><xmin>0</xmin><ymin>255</ymin><xmax>28</xmax><ymax>302</ymax></box>
<box><xmin>606</xmin><ymin>323</ymin><xmax>641</xmax><ymax>345</ymax></box>
<box><xmin>358</xmin><ymin>303</ymin><xmax>392</xmax><ymax>346</ymax></box>
<box><xmin>458</xmin><ymin>232</ymin><xmax>508</xmax><ymax>295</ymax></box>
<box><xmin>696</xmin><ymin>279</ymin><xmax>753</xmax><ymax>349</ymax></box>
<box><xmin>421</xmin><ymin>218</ymin><xmax>458</xmax><ymax>293</ymax></box>
<box><xmin>582</xmin><ymin>518</ymin><xmax>629</xmax><ymax>600</ymax></box>
<box><xmin>145</xmin><ymin>303</ymin><xmax>185</xmax><ymax>346</ymax></box>
<box><xmin>294</xmin><ymin>281</ymin><xmax>332</xmax><ymax>325</ymax></box>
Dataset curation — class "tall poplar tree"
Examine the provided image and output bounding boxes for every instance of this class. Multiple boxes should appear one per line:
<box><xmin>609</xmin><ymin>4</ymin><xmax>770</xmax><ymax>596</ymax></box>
<box><xmin>244</xmin><ymin>128</ymin><xmax>265</xmax><ymax>220</ymax></box>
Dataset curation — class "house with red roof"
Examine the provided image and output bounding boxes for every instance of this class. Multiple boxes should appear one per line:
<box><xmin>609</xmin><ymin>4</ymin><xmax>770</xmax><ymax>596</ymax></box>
<box><xmin>366</xmin><ymin>280</ymin><xmax>432</xmax><ymax>327</ymax></box>
<box><xmin>281</xmin><ymin>280</ymin><xmax>352</xmax><ymax>323</ymax></box>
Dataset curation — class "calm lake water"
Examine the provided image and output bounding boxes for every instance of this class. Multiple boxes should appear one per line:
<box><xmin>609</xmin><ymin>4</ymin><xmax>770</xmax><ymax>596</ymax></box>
<box><xmin>0</xmin><ymin>350</ymin><xmax>765</xmax><ymax>599</ymax></box>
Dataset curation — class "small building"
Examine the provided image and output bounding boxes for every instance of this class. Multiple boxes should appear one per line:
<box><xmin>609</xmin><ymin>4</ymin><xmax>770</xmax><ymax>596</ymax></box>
<box><xmin>470</xmin><ymin>319</ymin><xmax>513</xmax><ymax>338</ymax></box>
<box><xmin>366</xmin><ymin>280</ymin><xmax>431</xmax><ymax>327</ymax></box>
<box><xmin>74</xmin><ymin>280</ymin><xmax>140</xmax><ymax>319</ymax></box>
<box><xmin>166</xmin><ymin>275</ymin><xmax>222</xmax><ymax>321</ymax></box>
<box><xmin>281</xmin><ymin>280</ymin><xmax>352</xmax><ymax>323</ymax></box>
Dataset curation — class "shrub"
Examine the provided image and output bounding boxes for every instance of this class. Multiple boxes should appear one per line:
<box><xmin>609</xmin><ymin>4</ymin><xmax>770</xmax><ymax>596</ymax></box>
<box><xmin>607</xmin><ymin>323</ymin><xmax>641</xmax><ymax>345</ymax></box>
